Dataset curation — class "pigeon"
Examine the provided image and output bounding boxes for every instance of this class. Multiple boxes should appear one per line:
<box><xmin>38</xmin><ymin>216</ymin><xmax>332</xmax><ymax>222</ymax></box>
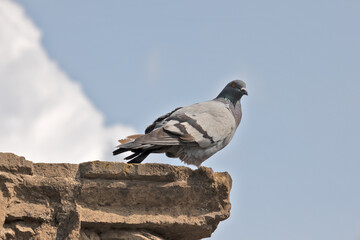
<box><xmin>113</xmin><ymin>80</ymin><xmax>248</xmax><ymax>167</ymax></box>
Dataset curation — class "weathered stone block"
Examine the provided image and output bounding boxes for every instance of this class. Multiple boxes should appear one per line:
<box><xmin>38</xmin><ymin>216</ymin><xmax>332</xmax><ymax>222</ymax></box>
<box><xmin>0</xmin><ymin>153</ymin><xmax>232</xmax><ymax>240</ymax></box>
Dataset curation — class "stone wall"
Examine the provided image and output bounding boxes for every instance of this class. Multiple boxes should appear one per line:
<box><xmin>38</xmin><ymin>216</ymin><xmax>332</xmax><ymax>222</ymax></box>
<box><xmin>0</xmin><ymin>153</ymin><xmax>232</xmax><ymax>240</ymax></box>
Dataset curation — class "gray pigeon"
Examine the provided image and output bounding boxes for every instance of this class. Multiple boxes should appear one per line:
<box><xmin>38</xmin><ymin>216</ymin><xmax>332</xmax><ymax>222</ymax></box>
<box><xmin>113</xmin><ymin>80</ymin><xmax>248</xmax><ymax>167</ymax></box>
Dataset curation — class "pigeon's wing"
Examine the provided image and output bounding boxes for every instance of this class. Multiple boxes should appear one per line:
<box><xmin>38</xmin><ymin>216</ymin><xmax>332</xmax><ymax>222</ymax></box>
<box><xmin>135</xmin><ymin>127</ymin><xmax>183</xmax><ymax>146</ymax></box>
<box><xmin>162</xmin><ymin>101</ymin><xmax>237</xmax><ymax>148</ymax></box>
<box><xmin>145</xmin><ymin>107</ymin><xmax>182</xmax><ymax>134</ymax></box>
<box><xmin>118</xmin><ymin>106</ymin><xmax>189</xmax><ymax>148</ymax></box>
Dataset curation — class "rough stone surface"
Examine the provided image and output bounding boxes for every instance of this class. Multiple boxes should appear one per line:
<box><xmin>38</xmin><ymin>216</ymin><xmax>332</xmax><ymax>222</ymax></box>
<box><xmin>0</xmin><ymin>153</ymin><xmax>232</xmax><ymax>240</ymax></box>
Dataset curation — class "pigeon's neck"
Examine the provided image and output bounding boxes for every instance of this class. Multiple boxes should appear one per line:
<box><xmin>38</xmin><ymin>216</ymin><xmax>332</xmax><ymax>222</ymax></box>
<box><xmin>233</xmin><ymin>100</ymin><xmax>242</xmax><ymax>126</ymax></box>
<box><xmin>216</xmin><ymin>97</ymin><xmax>242</xmax><ymax>126</ymax></box>
<box><xmin>216</xmin><ymin>88</ymin><xmax>243</xmax><ymax>106</ymax></box>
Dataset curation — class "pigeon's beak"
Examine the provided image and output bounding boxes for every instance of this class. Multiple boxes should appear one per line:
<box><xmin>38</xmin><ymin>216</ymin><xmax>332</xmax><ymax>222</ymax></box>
<box><xmin>241</xmin><ymin>88</ymin><xmax>248</xmax><ymax>96</ymax></box>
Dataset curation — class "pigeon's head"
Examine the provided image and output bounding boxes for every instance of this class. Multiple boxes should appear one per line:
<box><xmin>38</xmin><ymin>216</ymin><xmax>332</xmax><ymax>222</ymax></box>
<box><xmin>216</xmin><ymin>80</ymin><xmax>248</xmax><ymax>104</ymax></box>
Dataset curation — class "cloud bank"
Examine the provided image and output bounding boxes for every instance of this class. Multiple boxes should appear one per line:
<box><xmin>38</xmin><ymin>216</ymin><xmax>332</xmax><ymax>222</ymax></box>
<box><xmin>0</xmin><ymin>0</ymin><xmax>135</xmax><ymax>163</ymax></box>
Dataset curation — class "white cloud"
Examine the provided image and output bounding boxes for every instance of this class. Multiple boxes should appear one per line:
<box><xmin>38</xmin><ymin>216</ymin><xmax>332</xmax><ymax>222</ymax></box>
<box><xmin>0</xmin><ymin>0</ymin><xmax>135</xmax><ymax>163</ymax></box>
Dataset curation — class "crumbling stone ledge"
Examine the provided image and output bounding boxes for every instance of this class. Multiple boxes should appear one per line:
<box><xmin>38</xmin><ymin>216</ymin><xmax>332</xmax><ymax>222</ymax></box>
<box><xmin>0</xmin><ymin>153</ymin><xmax>232</xmax><ymax>240</ymax></box>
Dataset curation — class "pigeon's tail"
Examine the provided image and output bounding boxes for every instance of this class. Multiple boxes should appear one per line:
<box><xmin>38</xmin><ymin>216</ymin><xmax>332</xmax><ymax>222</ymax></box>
<box><xmin>113</xmin><ymin>143</ymin><xmax>154</xmax><ymax>164</ymax></box>
<box><xmin>113</xmin><ymin>129</ymin><xmax>180</xmax><ymax>164</ymax></box>
<box><xmin>112</xmin><ymin>147</ymin><xmax>130</xmax><ymax>156</ymax></box>
<box><xmin>124</xmin><ymin>150</ymin><xmax>152</xmax><ymax>163</ymax></box>
<box><xmin>113</xmin><ymin>134</ymin><xmax>158</xmax><ymax>164</ymax></box>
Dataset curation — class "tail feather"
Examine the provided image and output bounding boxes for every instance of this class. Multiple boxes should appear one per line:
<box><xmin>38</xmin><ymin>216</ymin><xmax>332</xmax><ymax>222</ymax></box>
<box><xmin>124</xmin><ymin>151</ymin><xmax>142</xmax><ymax>160</ymax></box>
<box><xmin>113</xmin><ymin>142</ymin><xmax>143</xmax><ymax>156</ymax></box>
<box><xmin>127</xmin><ymin>151</ymin><xmax>151</xmax><ymax>164</ymax></box>
<box><xmin>113</xmin><ymin>147</ymin><xmax>129</xmax><ymax>155</ymax></box>
<box><xmin>113</xmin><ymin>128</ymin><xmax>179</xmax><ymax>163</ymax></box>
<box><xmin>118</xmin><ymin>134</ymin><xmax>144</xmax><ymax>144</ymax></box>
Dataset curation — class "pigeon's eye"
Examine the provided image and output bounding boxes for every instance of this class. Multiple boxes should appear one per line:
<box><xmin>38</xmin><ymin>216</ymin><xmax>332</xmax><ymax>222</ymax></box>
<box><xmin>231</xmin><ymin>83</ymin><xmax>236</xmax><ymax>88</ymax></box>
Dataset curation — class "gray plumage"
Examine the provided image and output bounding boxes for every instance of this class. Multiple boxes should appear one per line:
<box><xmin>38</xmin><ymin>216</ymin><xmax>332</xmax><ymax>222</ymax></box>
<box><xmin>113</xmin><ymin>80</ymin><xmax>248</xmax><ymax>167</ymax></box>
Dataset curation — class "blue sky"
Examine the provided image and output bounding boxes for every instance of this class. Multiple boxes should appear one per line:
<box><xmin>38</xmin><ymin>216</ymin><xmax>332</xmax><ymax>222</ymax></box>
<box><xmin>2</xmin><ymin>0</ymin><xmax>360</xmax><ymax>239</ymax></box>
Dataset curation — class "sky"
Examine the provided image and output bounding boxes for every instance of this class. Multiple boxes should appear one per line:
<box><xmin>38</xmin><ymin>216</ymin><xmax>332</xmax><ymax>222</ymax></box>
<box><xmin>1</xmin><ymin>0</ymin><xmax>360</xmax><ymax>239</ymax></box>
